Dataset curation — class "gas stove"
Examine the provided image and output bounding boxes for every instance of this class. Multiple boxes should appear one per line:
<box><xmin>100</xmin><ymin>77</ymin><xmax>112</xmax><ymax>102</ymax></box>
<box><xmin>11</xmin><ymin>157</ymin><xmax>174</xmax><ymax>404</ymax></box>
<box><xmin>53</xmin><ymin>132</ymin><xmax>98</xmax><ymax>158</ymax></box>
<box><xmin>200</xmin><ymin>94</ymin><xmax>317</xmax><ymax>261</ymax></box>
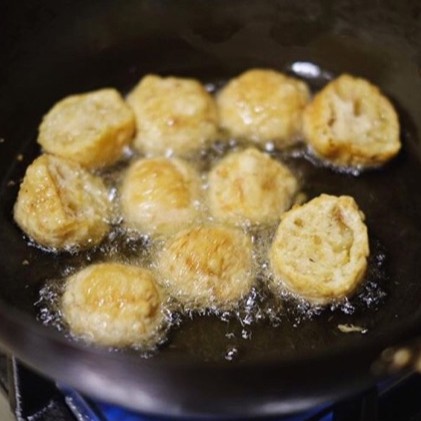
<box><xmin>1</xmin><ymin>352</ymin><xmax>421</xmax><ymax>421</ymax></box>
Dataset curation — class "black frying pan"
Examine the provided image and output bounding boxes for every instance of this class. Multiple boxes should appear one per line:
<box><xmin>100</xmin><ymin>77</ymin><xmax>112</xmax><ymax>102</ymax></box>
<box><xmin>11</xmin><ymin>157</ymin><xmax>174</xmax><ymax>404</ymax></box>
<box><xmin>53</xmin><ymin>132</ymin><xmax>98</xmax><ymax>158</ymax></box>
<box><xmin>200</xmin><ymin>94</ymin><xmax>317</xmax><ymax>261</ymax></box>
<box><xmin>1</xmin><ymin>0</ymin><xmax>421</xmax><ymax>418</ymax></box>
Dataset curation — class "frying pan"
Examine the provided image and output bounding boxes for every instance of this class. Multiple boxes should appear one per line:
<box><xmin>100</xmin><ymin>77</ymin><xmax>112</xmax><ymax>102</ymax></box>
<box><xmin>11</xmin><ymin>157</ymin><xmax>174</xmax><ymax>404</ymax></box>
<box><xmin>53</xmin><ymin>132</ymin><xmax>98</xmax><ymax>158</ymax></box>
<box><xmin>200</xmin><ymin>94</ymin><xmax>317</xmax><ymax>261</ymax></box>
<box><xmin>1</xmin><ymin>0</ymin><xmax>421</xmax><ymax>418</ymax></box>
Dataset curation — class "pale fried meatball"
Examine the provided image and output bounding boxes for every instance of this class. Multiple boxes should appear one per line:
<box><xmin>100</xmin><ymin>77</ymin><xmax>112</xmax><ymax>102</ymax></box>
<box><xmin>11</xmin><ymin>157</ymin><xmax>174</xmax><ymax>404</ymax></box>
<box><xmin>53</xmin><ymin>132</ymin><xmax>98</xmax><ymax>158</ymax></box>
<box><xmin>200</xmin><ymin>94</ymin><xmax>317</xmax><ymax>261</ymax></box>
<box><xmin>303</xmin><ymin>74</ymin><xmax>401</xmax><ymax>168</ymax></box>
<box><xmin>127</xmin><ymin>75</ymin><xmax>218</xmax><ymax>156</ymax></box>
<box><xmin>269</xmin><ymin>194</ymin><xmax>369</xmax><ymax>304</ymax></box>
<box><xmin>120</xmin><ymin>157</ymin><xmax>202</xmax><ymax>236</ymax></box>
<box><xmin>156</xmin><ymin>225</ymin><xmax>254</xmax><ymax>310</ymax></box>
<box><xmin>217</xmin><ymin>69</ymin><xmax>310</xmax><ymax>147</ymax></box>
<box><xmin>208</xmin><ymin>148</ymin><xmax>299</xmax><ymax>226</ymax></box>
<box><xmin>38</xmin><ymin>89</ymin><xmax>135</xmax><ymax>169</ymax></box>
<box><xmin>14</xmin><ymin>154</ymin><xmax>110</xmax><ymax>250</ymax></box>
<box><xmin>62</xmin><ymin>262</ymin><xmax>165</xmax><ymax>348</ymax></box>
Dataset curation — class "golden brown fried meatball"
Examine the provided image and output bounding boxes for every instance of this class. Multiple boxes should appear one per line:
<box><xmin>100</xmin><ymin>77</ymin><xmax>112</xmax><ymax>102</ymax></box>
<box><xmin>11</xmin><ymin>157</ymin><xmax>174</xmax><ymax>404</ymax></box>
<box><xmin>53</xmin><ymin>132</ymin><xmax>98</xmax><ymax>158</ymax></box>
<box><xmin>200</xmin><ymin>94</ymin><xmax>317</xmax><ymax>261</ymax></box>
<box><xmin>217</xmin><ymin>69</ymin><xmax>310</xmax><ymax>147</ymax></box>
<box><xmin>156</xmin><ymin>225</ymin><xmax>254</xmax><ymax>310</ymax></box>
<box><xmin>127</xmin><ymin>75</ymin><xmax>218</xmax><ymax>156</ymax></box>
<box><xmin>62</xmin><ymin>262</ymin><xmax>165</xmax><ymax>348</ymax></box>
<box><xmin>14</xmin><ymin>154</ymin><xmax>110</xmax><ymax>250</ymax></box>
<box><xmin>303</xmin><ymin>74</ymin><xmax>401</xmax><ymax>168</ymax></box>
<box><xmin>208</xmin><ymin>148</ymin><xmax>299</xmax><ymax>226</ymax></box>
<box><xmin>269</xmin><ymin>194</ymin><xmax>369</xmax><ymax>304</ymax></box>
<box><xmin>38</xmin><ymin>88</ymin><xmax>135</xmax><ymax>169</ymax></box>
<box><xmin>120</xmin><ymin>157</ymin><xmax>202</xmax><ymax>236</ymax></box>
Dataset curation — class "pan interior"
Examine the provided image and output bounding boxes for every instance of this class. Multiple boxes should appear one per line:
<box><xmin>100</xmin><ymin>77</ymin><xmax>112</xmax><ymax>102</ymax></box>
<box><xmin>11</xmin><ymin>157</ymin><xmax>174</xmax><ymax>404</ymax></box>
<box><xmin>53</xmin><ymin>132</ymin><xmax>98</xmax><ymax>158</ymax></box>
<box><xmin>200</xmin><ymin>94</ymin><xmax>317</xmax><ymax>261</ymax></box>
<box><xmin>1</xmin><ymin>0</ymin><xmax>421</xmax><ymax>365</ymax></box>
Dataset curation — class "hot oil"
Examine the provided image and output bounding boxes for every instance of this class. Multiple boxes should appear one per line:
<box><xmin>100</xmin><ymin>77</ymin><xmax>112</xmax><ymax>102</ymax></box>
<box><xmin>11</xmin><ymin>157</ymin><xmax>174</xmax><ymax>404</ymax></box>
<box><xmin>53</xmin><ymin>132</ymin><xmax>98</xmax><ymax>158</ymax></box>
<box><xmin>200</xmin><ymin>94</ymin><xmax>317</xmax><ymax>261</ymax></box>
<box><xmin>35</xmin><ymin>65</ymin><xmax>390</xmax><ymax>362</ymax></box>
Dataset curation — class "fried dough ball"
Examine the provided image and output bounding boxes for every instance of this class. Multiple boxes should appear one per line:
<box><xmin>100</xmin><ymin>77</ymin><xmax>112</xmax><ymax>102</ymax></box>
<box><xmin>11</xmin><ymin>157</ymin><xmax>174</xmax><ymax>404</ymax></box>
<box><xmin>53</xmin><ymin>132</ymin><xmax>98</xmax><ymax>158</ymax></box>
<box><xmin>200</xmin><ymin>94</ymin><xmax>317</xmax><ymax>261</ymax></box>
<box><xmin>120</xmin><ymin>157</ymin><xmax>202</xmax><ymax>236</ymax></box>
<box><xmin>38</xmin><ymin>88</ymin><xmax>135</xmax><ymax>169</ymax></box>
<box><xmin>157</xmin><ymin>225</ymin><xmax>254</xmax><ymax>310</ymax></box>
<box><xmin>217</xmin><ymin>69</ymin><xmax>310</xmax><ymax>147</ymax></box>
<box><xmin>13</xmin><ymin>154</ymin><xmax>110</xmax><ymax>250</ymax></box>
<box><xmin>269</xmin><ymin>194</ymin><xmax>369</xmax><ymax>304</ymax></box>
<box><xmin>208</xmin><ymin>148</ymin><xmax>299</xmax><ymax>226</ymax></box>
<box><xmin>127</xmin><ymin>75</ymin><xmax>218</xmax><ymax>156</ymax></box>
<box><xmin>303</xmin><ymin>74</ymin><xmax>401</xmax><ymax>168</ymax></box>
<box><xmin>62</xmin><ymin>262</ymin><xmax>165</xmax><ymax>348</ymax></box>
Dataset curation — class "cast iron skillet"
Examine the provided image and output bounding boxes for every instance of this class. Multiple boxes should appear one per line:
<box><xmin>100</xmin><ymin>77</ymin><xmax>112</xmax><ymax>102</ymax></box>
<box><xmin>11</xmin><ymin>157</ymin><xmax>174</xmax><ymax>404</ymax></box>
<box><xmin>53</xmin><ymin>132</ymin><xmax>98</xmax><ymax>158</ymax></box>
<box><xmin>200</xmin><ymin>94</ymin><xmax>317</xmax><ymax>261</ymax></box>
<box><xmin>0</xmin><ymin>0</ymin><xmax>421</xmax><ymax>418</ymax></box>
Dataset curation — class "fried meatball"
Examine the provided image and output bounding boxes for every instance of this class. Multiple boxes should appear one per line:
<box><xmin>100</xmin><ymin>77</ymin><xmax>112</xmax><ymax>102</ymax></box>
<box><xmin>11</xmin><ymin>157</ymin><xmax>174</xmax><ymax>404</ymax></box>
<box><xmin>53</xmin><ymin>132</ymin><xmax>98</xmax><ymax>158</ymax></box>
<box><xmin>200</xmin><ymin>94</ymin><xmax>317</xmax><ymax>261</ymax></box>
<box><xmin>120</xmin><ymin>157</ymin><xmax>202</xmax><ymax>236</ymax></box>
<box><xmin>303</xmin><ymin>74</ymin><xmax>401</xmax><ymax>168</ymax></box>
<box><xmin>217</xmin><ymin>69</ymin><xmax>310</xmax><ymax>147</ymax></box>
<box><xmin>38</xmin><ymin>88</ymin><xmax>135</xmax><ymax>169</ymax></box>
<box><xmin>14</xmin><ymin>154</ymin><xmax>110</xmax><ymax>250</ymax></box>
<box><xmin>62</xmin><ymin>262</ymin><xmax>165</xmax><ymax>348</ymax></box>
<box><xmin>269</xmin><ymin>194</ymin><xmax>369</xmax><ymax>304</ymax></box>
<box><xmin>208</xmin><ymin>148</ymin><xmax>299</xmax><ymax>226</ymax></box>
<box><xmin>156</xmin><ymin>225</ymin><xmax>254</xmax><ymax>310</ymax></box>
<box><xmin>127</xmin><ymin>74</ymin><xmax>218</xmax><ymax>156</ymax></box>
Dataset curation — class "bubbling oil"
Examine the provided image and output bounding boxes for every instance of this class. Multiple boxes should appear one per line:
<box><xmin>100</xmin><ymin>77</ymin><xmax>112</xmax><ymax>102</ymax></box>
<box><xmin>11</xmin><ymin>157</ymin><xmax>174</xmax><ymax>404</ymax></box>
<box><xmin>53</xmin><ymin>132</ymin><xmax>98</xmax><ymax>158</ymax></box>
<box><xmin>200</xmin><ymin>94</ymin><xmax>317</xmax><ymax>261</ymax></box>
<box><xmin>35</xmin><ymin>68</ymin><xmax>389</xmax><ymax>360</ymax></box>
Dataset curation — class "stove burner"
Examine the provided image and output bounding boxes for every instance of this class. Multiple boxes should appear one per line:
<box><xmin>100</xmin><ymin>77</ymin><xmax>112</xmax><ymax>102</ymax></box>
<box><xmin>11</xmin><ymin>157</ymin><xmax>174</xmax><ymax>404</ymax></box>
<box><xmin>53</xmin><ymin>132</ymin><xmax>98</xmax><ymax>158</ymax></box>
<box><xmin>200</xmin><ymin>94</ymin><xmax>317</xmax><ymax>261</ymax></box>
<box><xmin>1</xmin><ymin>353</ymin><xmax>421</xmax><ymax>421</ymax></box>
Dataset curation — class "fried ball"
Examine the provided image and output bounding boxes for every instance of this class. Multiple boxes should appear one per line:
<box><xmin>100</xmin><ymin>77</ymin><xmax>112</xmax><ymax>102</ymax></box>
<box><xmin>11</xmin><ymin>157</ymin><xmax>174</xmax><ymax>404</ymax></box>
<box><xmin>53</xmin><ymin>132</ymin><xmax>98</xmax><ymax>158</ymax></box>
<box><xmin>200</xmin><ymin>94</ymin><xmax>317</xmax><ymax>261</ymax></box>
<box><xmin>303</xmin><ymin>74</ymin><xmax>401</xmax><ymax>168</ymax></box>
<box><xmin>13</xmin><ymin>154</ymin><xmax>110</xmax><ymax>250</ymax></box>
<box><xmin>208</xmin><ymin>148</ymin><xmax>299</xmax><ymax>226</ymax></box>
<box><xmin>38</xmin><ymin>88</ymin><xmax>135</xmax><ymax>168</ymax></box>
<box><xmin>120</xmin><ymin>157</ymin><xmax>202</xmax><ymax>236</ymax></box>
<box><xmin>62</xmin><ymin>262</ymin><xmax>165</xmax><ymax>348</ymax></box>
<box><xmin>127</xmin><ymin>74</ymin><xmax>218</xmax><ymax>156</ymax></box>
<box><xmin>269</xmin><ymin>194</ymin><xmax>369</xmax><ymax>304</ymax></box>
<box><xmin>217</xmin><ymin>69</ymin><xmax>310</xmax><ymax>147</ymax></box>
<box><xmin>156</xmin><ymin>225</ymin><xmax>254</xmax><ymax>310</ymax></box>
